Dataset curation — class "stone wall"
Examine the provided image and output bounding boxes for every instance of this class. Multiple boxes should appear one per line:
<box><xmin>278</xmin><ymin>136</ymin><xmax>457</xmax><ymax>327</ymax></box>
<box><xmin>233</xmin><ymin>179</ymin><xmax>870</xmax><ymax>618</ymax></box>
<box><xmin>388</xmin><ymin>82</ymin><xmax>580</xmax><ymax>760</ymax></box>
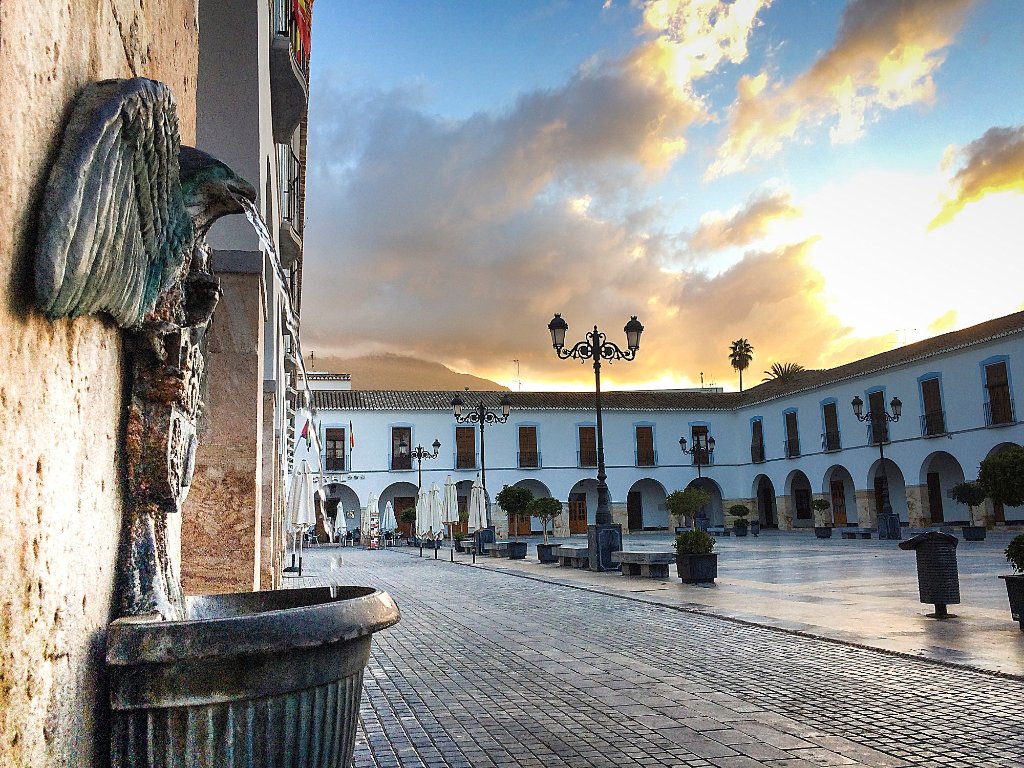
<box><xmin>0</xmin><ymin>2</ymin><xmax>198</xmax><ymax>766</ymax></box>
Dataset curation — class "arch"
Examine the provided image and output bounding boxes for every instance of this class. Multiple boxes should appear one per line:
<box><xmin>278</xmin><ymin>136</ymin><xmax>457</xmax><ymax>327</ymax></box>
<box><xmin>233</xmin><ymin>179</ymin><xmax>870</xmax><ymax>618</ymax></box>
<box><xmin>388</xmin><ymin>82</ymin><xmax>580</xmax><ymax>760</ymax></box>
<box><xmin>751</xmin><ymin>474</ymin><xmax>777</xmax><ymax>528</ymax></box>
<box><xmin>867</xmin><ymin>458</ymin><xmax>908</xmax><ymax>522</ymax></box>
<box><xmin>918</xmin><ymin>451</ymin><xmax>966</xmax><ymax>524</ymax></box>
<box><xmin>379</xmin><ymin>481</ymin><xmax>419</xmax><ymax>537</ymax></box>
<box><xmin>686</xmin><ymin>477</ymin><xmax>723</xmax><ymax>526</ymax></box>
<box><xmin>568</xmin><ymin>478</ymin><xmax>600</xmax><ymax>532</ymax></box>
<box><xmin>784</xmin><ymin>469</ymin><xmax>813</xmax><ymax>528</ymax></box>
<box><xmin>984</xmin><ymin>442</ymin><xmax>1024</xmax><ymax>523</ymax></box>
<box><xmin>325</xmin><ymin>483</ymin><xmax>361</xmax><ymax>530</ymax></box>
<box><xmin>821</xmin><ymin>465</ymin><xmax>857</xmax><ymax>526</ymax></box>
<box><xmin>626</xmin><ymin>478</ymin><xmax>669</xmax><ymax>531</ymax></box>
<box><xmin>514</xmin><ymin>478</ymin><xmax>553</xmax><ymax>534</ymax></box>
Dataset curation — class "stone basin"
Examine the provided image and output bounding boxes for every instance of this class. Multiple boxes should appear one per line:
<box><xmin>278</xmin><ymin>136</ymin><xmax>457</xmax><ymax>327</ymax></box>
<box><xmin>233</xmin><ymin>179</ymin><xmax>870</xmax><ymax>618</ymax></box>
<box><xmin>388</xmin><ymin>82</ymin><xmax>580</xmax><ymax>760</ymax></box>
<box><xmin>107</xmin><ymin>586</ymin><xmax>400</xmax><ymax>768</ymax></box>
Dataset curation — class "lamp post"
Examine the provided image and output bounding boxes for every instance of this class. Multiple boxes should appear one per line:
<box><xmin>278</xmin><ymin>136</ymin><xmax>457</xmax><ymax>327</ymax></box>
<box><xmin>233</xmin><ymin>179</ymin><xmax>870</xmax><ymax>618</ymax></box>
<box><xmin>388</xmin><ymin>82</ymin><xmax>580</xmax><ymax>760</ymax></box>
<box><xmin>679</xmin><ymin>433</ymin><xmax>715</xmax><ymax>529</ymax></box>
<box><xmin>852</xmin><ymin>394</ymin><xmax>903</xmax><ymax>540</ymax></box>
<box><xmin>398</xmin><ymin>437</ymin><xmax>442</xmax><ymax>491</ymax></box>
<box><xmin>548</xmin><ymin>313</ymin><xmax>644</xmax><ymax>570</ymax></box>
<box><xmin>451</xmin><ymin>393</ymin><xmax>511</xmax><ymax>538</ymax></box>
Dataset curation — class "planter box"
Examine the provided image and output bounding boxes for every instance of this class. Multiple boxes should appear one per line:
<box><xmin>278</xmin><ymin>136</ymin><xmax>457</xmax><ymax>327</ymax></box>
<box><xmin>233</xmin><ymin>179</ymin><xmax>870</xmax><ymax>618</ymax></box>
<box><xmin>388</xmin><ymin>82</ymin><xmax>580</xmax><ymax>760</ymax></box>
<box><xmin>961</xmin><ymin>525</ymin><xmax>987</xmax><ymax>541</ymax></box>
<box><xmin>454</xmin><ymin>539</ymin><xmax>468</xmax><ymax>553</ymax></box>
<box><xmin>536</xmin><ymin>543</ymin><xmax>559</xmax><ymax>564</ymax></box>
<box><xmin>734</xmin><ymin>525</ymin><xmax>749</xmax><ymax>537</ymax></box>
<box><xmin>1001</xmin><ymin>574</ymin><xmax>1024</xmax><ymax>631</ymax></box>
<box><xmin>107</xmin><ymin>586</ymin><xmax>400</xmax><ymax>768</ymax></box>
<box><xmin>676</xmin><ymin>552</ymin><xmax>718</xmax><ymax>584</ymax></box>
<box><xmin>507</xmin><ymin>541</ymin><xmax>528</xmax><ymax>559</ymax></box>
<box><xmin>814</xmin><ymin>526</ymin><xmax>833</xmax><ymax>539</ymax></box>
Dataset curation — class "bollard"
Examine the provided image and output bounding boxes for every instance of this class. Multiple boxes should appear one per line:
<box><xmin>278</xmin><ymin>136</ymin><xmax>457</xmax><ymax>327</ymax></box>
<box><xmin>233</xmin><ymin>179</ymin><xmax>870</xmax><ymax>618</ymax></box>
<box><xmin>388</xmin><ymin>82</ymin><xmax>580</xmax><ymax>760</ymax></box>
<box><xmin>899</xmin><ymin>530</ymin><xmax>960</xmax><ymax>618</ymax></box>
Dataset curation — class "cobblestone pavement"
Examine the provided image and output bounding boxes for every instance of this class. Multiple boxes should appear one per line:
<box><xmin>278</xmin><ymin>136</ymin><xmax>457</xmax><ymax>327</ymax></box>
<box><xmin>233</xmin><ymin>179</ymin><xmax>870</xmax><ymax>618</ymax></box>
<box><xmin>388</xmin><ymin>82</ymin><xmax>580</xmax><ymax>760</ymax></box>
<box><xmin>291</xmin><ymin>547</ymin><xmax>1023</xmax><ymax>768</ymax></box>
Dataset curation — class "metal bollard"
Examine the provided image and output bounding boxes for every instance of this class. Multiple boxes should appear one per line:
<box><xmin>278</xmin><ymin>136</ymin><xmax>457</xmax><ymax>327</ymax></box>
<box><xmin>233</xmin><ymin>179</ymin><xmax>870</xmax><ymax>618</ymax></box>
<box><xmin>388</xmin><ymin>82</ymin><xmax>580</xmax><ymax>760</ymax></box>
<box><xmin>899</xmin><ymin>530</ymin><xmax>960</xmax><ymax>618</ymax></box>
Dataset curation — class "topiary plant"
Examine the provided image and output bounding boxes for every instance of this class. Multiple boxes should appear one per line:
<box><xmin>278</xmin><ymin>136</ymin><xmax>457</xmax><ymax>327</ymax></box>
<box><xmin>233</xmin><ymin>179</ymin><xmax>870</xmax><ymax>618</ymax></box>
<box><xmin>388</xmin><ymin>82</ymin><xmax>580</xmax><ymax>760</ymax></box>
<box><xmin>495</xmin><ymin>484</ymin><xmax>534</xmax><ymax>541</ymax></box>
<box><xmin>666</xmin><ymin>487</ymin><xmax>712</xmax><ymax>529</ymax></box>
<box><xmin>729</xmin><ymin>504</ymin><xmax>750</xmax><ymax>530</ymax></box>
<box><xmin>674</xmin><ymin>528</ymin><xmax>716</xmax><ymax>555</ymax></box>
<box><xmin>948</xmin><ymin>481</ymin><xmax>988</xmax><ymax>526</ymax></box>
<box><xmin>527</xmin><ymin>496</ymin><xmax>563</xmax><ymax>544</ymax></box>
<box><xmin>1006</xmin><ymin>534</ymin><xmax>1024</xmax><ymax>574</ymax></box>
<box><xmin>811</xmin><ymin>497</ymin><xmax>832</xmax><ymax>527</ymax></box>
<box><xmin>979</xmin><ymin>446</ymin><xmax>1024</xmax><ymax>508</ymax></box>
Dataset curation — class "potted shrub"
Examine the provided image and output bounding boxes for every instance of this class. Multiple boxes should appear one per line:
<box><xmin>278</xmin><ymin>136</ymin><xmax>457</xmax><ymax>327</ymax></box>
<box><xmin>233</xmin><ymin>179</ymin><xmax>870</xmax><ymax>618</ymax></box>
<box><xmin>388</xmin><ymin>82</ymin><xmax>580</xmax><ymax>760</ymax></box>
<box><xmin>729</xmin><ymin>504</ymin><xmax>751</xmax><ymax>537</ymax></box>
<box><xmin>812</xmin><ymin>498</ymin><xmax>833</xmax><ymax>538</ymax></box>
<box><xmin>675</xmin><ymin>529</ymin><xmax>717</xmax><ymax>584</ymax></box>
<box><xmin>666</xmin><ymin>487</ymin><xmax>711</xmax><ymax>533</ymax></box>
<box><xmin>1002</xmin><ymin>535</ymin><xmax>1024</xmax><ymax>632</ymax></box>
<box><xmin>495</xmin><ymin>484</ymin><xmax>534</xmax><ymax>559</ymax></box>
<box><xmin>453</xmin><ymin>530</ymin><xmax>468</xmax><ymax>552</ymax></box>
<box><xmin>947</xmin><ymin>481</ymin><xmax>987</xmax><ymax>540</ymax></box>
<box><xmin>399</xmin><ymin>507</ymin><xmax>417</xmax><ymax>545</ymax></box>
<box><xmin>529</xmin><ymin>497</ymin><xmax>564</xmax><ymax>563</ymax></box>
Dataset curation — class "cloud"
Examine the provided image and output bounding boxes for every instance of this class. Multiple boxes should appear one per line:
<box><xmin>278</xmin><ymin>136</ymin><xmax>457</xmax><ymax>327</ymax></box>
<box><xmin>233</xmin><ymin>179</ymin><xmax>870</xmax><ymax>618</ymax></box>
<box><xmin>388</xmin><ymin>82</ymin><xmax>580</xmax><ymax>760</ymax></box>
<box><xmin>930</xmin><ymin>124</ymin><xmax>1024</xmax><ymax>228</ymax></box>
<box><xmin>709</xmin><ymin>0</ymin><xmax>976</xmax><ymax>177</ymax></box>
<box><xmin>687</xmin><ymin>188</ymin><xmax>800</xmax><ymax>253</ymax></box>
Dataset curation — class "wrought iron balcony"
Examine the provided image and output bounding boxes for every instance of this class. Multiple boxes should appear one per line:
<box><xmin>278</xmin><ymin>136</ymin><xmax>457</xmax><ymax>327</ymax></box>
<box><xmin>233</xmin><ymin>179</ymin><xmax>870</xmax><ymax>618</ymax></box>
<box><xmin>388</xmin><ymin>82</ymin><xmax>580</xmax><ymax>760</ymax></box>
<box><xmin>635</xmin><ymin>448</ymin><xmax>657</xmax><ymax>467</ymax></box>
<box><xmin>324</xmin><ymin>453</ymin><xmax>347</xmax><ymax>472</ymax></box>
<box><xmin>454</xmin><ymin>451</ymin><xmax>478</xmax><ymax>470</ymax></box>
<box><xmin>389</xmin><ymin>455</ymin><xmax>412</xmax><ymax>471</ymax></box>
<box><xmin>866</xmin><ymin>423</ymin><xmax>889</xmax><ymax>445</ymax></box>
<box><xmin>690</xmin><ymin>449</ymin><xmax>713</xmax><ymax>466</ymax></box>
<box><xmin>821</xmin><ymin>430</ymin><xmax>841</xmax><ymax>452</ymax></box>
<box><xmin>783</xmin><ymin>438</ymin><xmax>801</xmax><ymax>458</ymax></box>
<box><xmin>920</xmin><ymin>409</ymin><xmax>947</xmax><ymax>436</ymax></box>
<box><xmin>985</xmin><ymin>399</ymin><xmax>1016</xmax><ymax>426</ymax></box>
<box><xmin>578</xmin><ymin>449</ymin><xmax>598</xmax><ymax>468</ymax></box>
<box><xmin>270</xmin><ymin>1</ymin><xmax>311</xmax><ymax>142</ymax></box>
<box><xmin>750</xmin><ymin>443</ymin><xmax>766</xmax><ymax>463</ymax></box>
<box><xmin>518</xmin><ymin>451</ymin><xmax>541</xmax><ymax>468</ymax></box>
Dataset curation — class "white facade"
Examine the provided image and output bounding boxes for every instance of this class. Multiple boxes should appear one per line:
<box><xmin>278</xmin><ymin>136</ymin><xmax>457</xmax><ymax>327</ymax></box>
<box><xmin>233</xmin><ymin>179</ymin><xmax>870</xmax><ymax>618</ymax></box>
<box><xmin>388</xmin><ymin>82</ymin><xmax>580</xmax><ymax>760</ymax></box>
<box><xmin>295</xmin><ymin>314</ymin><xmax>1024</xmax><ymax>536</ymax></box>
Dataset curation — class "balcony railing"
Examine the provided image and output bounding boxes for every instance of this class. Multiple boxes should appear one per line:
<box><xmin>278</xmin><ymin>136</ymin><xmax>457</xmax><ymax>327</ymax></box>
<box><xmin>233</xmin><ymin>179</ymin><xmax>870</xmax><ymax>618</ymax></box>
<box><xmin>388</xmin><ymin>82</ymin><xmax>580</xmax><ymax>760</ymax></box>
<box><xmin>784</xmin><ymin>438</ymin><xmax>801</xmax><ymax>458</ymax></box>
<box><xmin>518</xmin><ymin>451</ymin><xmax>541</xmax><ymax>468</ymax></box>
<box><xmin>578</xmin><ymin>449</ymin><xmax>598</xmax><ymax>468</ymax></box>
<box><xmin>324</xmin><ymin>453</ymin><xmax>347</xmax><ymax>472</ymax></box>
<box><xmin>277</xmin><ymin>144</ymin><xmax>303</xmax><ymax>235</ymax></box>
<box><xmin>821</xmin><ymin>430</ymin><xmax>841</xmax><ymax>452</ymax></box>
<box><xmin>690</xmin><ymin>449</ymin><xmax>713</xmax><ymax>466</ymax></box>
<box><xmin>750</xmin><ymin>443</ymin><xmax>766</xmax><ymax>463</ymax></box>
<box><xmin>273</xmin><ymin>0</ymin><xmax>312</xmax><ymax>78</ymax></box>
<box><xmin>389</xmin><ymin>455</ymin><xmax>412</xmax><ymax>471</ymax></box>
<box><xmin>921</xmin><ymin>409</ymin><xmax>947</xmax><ymax>436</ymax></box>
<box><xmin>866</xmin><ymin>423</ymin><xmax>889</xmax><ymax>445</ymax></box>
<box><xmin>455</xmin><ymin>452</ymin><xmax>478</xmax><ymax>470</ymax></box>
<box><xmin>635</xmin><ymin>449</ymin><xmax>657</xmax><ymax>467</ymax></box>
<box><xmin>985</xmin><ymin>399</ymin><xmax>1017</xmax><ymax>426</ymax></box>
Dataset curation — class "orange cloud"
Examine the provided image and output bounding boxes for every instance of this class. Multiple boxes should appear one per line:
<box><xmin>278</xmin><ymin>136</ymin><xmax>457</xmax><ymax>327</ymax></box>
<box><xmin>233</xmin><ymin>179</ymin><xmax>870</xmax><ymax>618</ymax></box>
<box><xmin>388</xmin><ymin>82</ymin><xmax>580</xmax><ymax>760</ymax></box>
<box><xmin>930</xmin><ymin>124</ymin><xmax>1024</xmax><ymax>228</ymax></box>
<box><xmin>709</xmin><ymin>0</ymin><xmax>976</xmax><ymax>177</ymax></box>
<box><xmin>688</xmin><ymin>188</ymin><xmax>800</xmax><ymax>253</ymax></box>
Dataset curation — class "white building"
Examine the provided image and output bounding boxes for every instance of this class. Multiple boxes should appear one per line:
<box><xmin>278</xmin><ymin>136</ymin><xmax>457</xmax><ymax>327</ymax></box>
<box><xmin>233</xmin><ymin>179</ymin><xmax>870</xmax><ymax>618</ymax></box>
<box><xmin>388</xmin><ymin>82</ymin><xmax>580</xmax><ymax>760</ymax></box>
<box><xmin>295</xmin><ymin>312</ymin><xmax>1024</xmax><ymax>537</ymax></box>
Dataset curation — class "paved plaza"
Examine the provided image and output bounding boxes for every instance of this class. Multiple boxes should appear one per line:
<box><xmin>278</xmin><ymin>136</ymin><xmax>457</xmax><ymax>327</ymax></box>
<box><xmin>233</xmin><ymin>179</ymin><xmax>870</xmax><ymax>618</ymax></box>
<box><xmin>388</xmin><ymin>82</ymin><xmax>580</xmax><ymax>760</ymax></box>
<box><xmin>287</xmin><ymin>532</ymin><xmax>1024</xmax><ymax>767</ymax></box>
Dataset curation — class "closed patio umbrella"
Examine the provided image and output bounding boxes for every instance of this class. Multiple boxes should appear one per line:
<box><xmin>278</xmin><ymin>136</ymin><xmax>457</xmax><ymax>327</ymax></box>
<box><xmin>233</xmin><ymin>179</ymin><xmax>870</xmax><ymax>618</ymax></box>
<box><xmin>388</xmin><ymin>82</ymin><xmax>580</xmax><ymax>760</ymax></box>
<box><xmin>467</xmin><ymin>475</ymin><xmax>486</xmax><ymax>532</ymax></box>
<box><xmin>441</xmin><ymin>475</ymin><xmax>459</xmax><ymax>539</ymax></box>
<box><xmin>285</xmin><ymin>460</ymin><xmax>315</xmax><ymax>575</ymax></box>
<box><xmin>427</xmin><ymin>482</ymin><xmax>443</xmax><ymax>539</ymax></box>
<box><xmin>380</xmin><ymin>500</ymin><xmax>397</xmax><ymax>533</ymax></box>
<box><xmin>415</xmin><ymin>486</ymin><xmax>430</xmax><ymax>539</ymax></box>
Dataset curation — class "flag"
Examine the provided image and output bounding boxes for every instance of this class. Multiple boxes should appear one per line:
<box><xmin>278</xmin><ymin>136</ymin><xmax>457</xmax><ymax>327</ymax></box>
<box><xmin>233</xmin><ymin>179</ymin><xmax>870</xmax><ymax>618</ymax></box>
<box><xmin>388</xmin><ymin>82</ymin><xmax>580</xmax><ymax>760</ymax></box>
<box><xmin>349</xmin><ymin>420</ymin><xmax>355</xmax><ymax>450</ymax></box>
<box><xmin>300</xmin><ymin>419</ymin><xmax>311</xmax><ymax>450</ymax></box>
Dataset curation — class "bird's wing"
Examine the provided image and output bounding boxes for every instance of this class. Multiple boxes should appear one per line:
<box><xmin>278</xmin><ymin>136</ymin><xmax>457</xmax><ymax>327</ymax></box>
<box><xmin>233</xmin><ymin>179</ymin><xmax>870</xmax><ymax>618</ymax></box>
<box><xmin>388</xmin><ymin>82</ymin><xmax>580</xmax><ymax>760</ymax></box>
<box><xmin>35</xmin><ymin>78</ymin><xmax>194</xmax><ymax>328</ymax></box>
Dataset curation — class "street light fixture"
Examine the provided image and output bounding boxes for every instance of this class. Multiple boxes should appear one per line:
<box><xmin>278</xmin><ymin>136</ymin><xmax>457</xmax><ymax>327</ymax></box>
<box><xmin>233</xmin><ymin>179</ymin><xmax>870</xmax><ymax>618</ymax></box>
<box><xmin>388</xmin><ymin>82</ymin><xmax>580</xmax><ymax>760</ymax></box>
<box><xmin>679</xmin><ymin>433</ymin><xmax>715</xmax><ymax>529</ymax></box>
<box><xmin>400</xmin><ymin>437</ymin><xmax>442</xmax><ymax>491</ymax></box>
<box><xmin>547</xmin><ymin>313</ymin><xmax>644</xmax><ymax>570</ymax></box>
<box><xmin>851</xmin><ymin>394</ymin><xmax>903</xmax><ymax>540</ymax></box>
<box><xmin>451</xmin><ymin>393</ymin><xmax>512</xmax><ymax>538</ymax></box>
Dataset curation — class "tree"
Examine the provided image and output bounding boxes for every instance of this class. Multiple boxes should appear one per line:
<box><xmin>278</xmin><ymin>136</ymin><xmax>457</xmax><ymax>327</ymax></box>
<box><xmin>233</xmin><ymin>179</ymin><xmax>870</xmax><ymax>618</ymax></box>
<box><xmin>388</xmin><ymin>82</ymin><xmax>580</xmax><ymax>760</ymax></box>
<box><xmin>666</xmin><ymin>487</ymin><xmax>712</xmax><ymax>529</ymax></box>
<box><xmin>728</xmin><ymin>338</ymin><xmax>754</xmax><ymax>391</ymax></box>
<box><xmin>979</xmin><ymin>446</ymin><xmax>1024</xmax><ymax>508</ymax></box>
<box><xmin>527</xmin><ymin>497</ymin><xmax>563</xmax><ymax>544</ymax></box>
<box><xmin>948</xmin><ymin>481</ymin><xmax>988</xmax><ymax>526</ymax></box>
<box><xmin>762</xmin><ymin>362</ymin><xmax>805</xmax><ymax>382</ymax></box>
<box><xmin>495</xmin><ymin>484</ymin><xmax>534</xmax><ymax>541</ymax></box>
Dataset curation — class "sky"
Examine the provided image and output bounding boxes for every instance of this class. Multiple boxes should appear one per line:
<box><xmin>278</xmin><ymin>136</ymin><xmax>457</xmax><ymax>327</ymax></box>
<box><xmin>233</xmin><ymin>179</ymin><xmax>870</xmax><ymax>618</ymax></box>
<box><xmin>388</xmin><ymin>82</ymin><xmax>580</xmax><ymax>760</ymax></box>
<box><xmin>301</xmin><ymin>0</ymin><xmax>1024</xmax><ymax>392</ymax></box>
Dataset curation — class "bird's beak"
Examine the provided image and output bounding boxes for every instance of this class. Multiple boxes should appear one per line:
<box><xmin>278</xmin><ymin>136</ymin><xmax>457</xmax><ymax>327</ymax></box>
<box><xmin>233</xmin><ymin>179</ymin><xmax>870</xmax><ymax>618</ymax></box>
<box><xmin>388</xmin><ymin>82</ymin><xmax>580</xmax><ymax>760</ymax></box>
<box><xmin>226</xmin><ymin>176</ymin><xmax>258</xmax><ymax>208</ymax></box>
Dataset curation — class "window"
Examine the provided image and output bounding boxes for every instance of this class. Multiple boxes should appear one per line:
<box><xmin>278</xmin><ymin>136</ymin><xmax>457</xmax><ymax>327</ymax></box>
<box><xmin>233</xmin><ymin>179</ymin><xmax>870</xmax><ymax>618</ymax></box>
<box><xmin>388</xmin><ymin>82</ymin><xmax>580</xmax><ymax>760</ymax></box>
<box><xmin>578</xmin><ymin>426</ymin><xmax>597</xmax><ymax>467</ymax></box>
<box><xmin>518</xmin><ymin>425</ymin><xmax>539</xmax><ymax>468</ymax></box>
<box><xmin>690</xmin><ymin>425</ymin><xmax>711</xmax><ymax>465</ymax></box>
<box><xmin>325</xmin><ymin>428</ymin><xmax>346</xmax><ymax>471</ymax></box>
<box><xmin>821</xmin><ymin>401</ymin><xmax>841</xmax><ymax>451</ymax></box>
<box><xmin>920</xmin><ymin>377</ymin><xmax>946</xmax><ymax>436</ymax></box>
<box><xmin>984</xmin><ymin>360</ymin><xmax>1015</xmax><ymax>425</ymax></box>
<box><xmin>750</xmin><ymin>419</ymin><xmax>765</xmax><ymax>463</ymax></box>
<box><xmin>867</xmin><ymin>390</ymin><xmax>889</xmax><ymax>444</ymax></box>
<box><xmin>390</xmin><ymin>427</ymin><xmax>411</xmax><ymax>470</ymax></box>
<box><xmin>455</xmin><ymin>426</ymin><xmax>476</xmax><ymax>469</ymax></box>
<box><xmin>784</xmin><ymin>411</ymin><xmax>800</xmax><ymax>458</ymax></box>
<box><xmin>635</xmin><ymin>425</ymin><xmax>656</xmax><ymax>466</ymax></box>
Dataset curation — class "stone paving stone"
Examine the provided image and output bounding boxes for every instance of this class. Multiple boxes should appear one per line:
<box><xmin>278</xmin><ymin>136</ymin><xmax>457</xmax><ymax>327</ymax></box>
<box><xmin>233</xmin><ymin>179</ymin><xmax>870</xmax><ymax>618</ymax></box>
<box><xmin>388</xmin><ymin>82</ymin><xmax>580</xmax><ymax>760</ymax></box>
<box><xmin>295</xmin><ymin>548</ymin><xmax>1024</xmax><ymax>768</ymax></box>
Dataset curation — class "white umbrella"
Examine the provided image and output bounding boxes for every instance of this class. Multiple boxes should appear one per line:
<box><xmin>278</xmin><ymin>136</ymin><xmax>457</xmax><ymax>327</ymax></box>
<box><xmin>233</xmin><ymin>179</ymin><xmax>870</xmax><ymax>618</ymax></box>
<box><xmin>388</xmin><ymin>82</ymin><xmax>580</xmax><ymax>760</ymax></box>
<box><xmin>380</xmin><ymin>500</ymin><xmax>397</xmax><ymax>533</ymax></box>
<box><xmin>415</xmin><ymin>486</ymin><xmax>430</xmax><ymax>539</ymax></box>
<box><xmin>428</xmin><ymin>482</ymin><xmax>443</xmax><ymax>538</ymax></box>
<box><xmin>286</xmin><ymin>460</ymin><xmax>315</xmax><ymax>569</ymax></box>
<box><xmin>468</xmin><ymin>475</ymin><xmax>487</xmax><ymax>532</ymax></box>
<box><xmin>441</xmin><ymin>475</ymin><xmax>459</xmax><ymax>538</ymax></box>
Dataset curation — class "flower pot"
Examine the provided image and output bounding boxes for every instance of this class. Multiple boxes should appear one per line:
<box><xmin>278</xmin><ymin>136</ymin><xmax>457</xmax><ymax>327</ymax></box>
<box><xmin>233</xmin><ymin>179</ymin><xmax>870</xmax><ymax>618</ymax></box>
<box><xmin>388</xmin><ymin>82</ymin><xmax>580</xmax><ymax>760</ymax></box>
<box><xmin>507</xmin><ymin>541</ymin><xmax>528</xmax><ymax>559</ymax></box>
<box><xmin>536</xmin><ymin>543</ymin><xmax>559</xmax><ymax>564</ymax></box>
<box><xmin>1001</xmin><ymin>574</ymin><xmax>1024</xmax><ymax>631</ymax></box>
<box><xmin>734</xmin><ymin>525</ymin><xmax>748</xmax><ymax>537</ymax></box>
<box><xmin>107</xmin><ymin>586</ymin><xmax>400</xmax><ymax>768</ymax></box>
<box><xmin>676</xmin><ymin>552</ymin><xmax>718</xmax><ymax>584</ymax></box>
<box><xmin>961</xmin><ymin>525</ymin><xmax>986</xmax><ymax>541</ymax></box>
<box><xmin>814</xmin><ymin>526</ymin><xmax>833</xmax><ymax>539</ymax></box>
<box><xmin>454</xmin><ymin>539</ymin><xmax>467</xmax><ymax>553</ymax></box>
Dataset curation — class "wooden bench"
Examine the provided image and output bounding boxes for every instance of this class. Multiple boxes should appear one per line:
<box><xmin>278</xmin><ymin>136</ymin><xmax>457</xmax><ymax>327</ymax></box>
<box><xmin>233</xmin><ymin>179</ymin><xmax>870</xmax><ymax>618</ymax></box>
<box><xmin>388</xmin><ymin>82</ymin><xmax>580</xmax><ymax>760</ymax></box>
<box><xmin>841</xmin><ymin>528</ymin><xmax>872</xmax><ymax>539</ymax></box>
<box><xmin>556</xmin><ymin>545</ymin><xmax>590</xmax><ymax>569</ymax></box>
<box><xmin>611</xmin><ymin>551</ymin><xmax>675</xmax><ymax>578</ymax></box>
<box><xmin>706</xmin><ymin>526</ymin><xmax>731</xmax><ymax>537</ymax></box>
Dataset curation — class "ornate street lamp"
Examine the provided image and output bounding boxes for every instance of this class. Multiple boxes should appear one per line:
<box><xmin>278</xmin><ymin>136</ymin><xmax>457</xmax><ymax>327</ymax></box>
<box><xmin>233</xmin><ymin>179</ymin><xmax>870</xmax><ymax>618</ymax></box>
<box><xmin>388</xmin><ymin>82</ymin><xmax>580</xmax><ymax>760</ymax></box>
<box><xmin>679</xmin><ymin>434</ymin><xmax>715</xmax><ymax>529</ymax></box>
<box><xmin>547</xmin><ymin>313</ymin><xmax>644</xmax><ymax>570</ymax></box>
<box><xmin>451</xmin><ymin>393</ymin><xmax>512</xmax><ymax>537</ymax></box>
<box><xmin>851</xmin><ymin>394</ymin><xmax>903</xmax><ymax>540</ymax></box>
<box><xmin>399</xmin><ymin>437</ymin><xmax>441</xmax><ymax>491</ymax></box>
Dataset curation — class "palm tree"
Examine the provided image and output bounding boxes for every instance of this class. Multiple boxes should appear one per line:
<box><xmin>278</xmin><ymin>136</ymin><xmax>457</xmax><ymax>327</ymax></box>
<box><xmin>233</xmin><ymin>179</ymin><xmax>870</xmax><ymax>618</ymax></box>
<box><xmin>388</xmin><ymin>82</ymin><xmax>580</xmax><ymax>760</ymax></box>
<box><xmin>762</xmin><ymin>362</ymin><xmax>806</xmax><ymax>382</ymax></box>
<box><xmin>728</xmin><ymin>339</ymin><xmax>754</xmax><ymax>391</ymax></box>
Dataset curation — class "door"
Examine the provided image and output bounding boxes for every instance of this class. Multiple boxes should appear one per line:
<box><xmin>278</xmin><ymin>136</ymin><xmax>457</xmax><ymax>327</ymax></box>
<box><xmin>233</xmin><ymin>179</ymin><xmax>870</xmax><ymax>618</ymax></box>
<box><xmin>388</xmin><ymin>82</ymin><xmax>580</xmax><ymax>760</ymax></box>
<box><xmin>509</xmin><ymin>505</ymin><xmax>531</xmax><ymax>536</ymax></box>
<box><xmin>578</xmin><ymin>427</ymin><xmax>597</xmax><ymax>467</ymax></box>
<box><xmin>568</xmin><ymin>493</ymin><xmax>588</xmax><ymax>533</ymax></box>
<box><xmin>454</xmin><ymin>495</ymin><xmax>468</xmax><ymax>535</ymax></box>
<box><xmin>830</xmin><ymin>480</ymin><xmax>847</xmax><ymax>526</ymax></box>
<box><xmin>927</xmin><ymin>471</ymin><xmax>944</xmax><ymax>523</ymax></box>
<box><xmin>394</xmin><ymin>496</ymin><xmax>416</xmax><ymax>537</ymax></box>
<box><xmin>758</xmin><ymin>483</ymin><xmax>775</xmax><ymax>527</ymax></box>
<box><xmin>456</xmin><ymin>426</ymin><xmax>476</xmax><ymax>469</ymax></box>
<box><xmin>627</xmin><ymin>491</ymin><xmax>643</xmax><ymax>531</ymax></box>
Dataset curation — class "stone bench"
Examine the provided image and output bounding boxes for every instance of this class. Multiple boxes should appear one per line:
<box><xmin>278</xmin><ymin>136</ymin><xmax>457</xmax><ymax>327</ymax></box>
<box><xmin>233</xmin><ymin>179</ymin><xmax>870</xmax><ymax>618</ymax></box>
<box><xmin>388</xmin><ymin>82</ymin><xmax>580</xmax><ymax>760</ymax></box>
<box><xmin>706</xmin><ymin>526</ymin><xmax>731</xmax><ymax>537</ymax></box>
<box><xmin>483</xmin><ymin>541</ymin><xmax>510</xmax><ymax>557</ymax></box>
<box><xmin>556</xmin><ymin>545</ymin><xmax>590</xmax><ymax>569</ymax></box>
<box><xmin>841</xmin><ymin>528</ymin><xmax>873</xmax><ymax>539</ymax></box>
<box><xmin>611</xmin><ymin>551</ymin><xmax>675</xmax><ymax>578</ymax></box>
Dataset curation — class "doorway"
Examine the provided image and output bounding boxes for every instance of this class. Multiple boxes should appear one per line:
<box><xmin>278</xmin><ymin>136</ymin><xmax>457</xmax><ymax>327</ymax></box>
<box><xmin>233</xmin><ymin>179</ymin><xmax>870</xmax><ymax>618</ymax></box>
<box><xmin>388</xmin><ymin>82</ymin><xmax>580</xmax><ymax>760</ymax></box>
<box><xmin>568</xmin><ymin>494</ymin><xmax>587</xmax><ymax>534</ymax></box>
<box><xmin>830</xmin><ymin>480</ymin><xmax>848</xmax><ymax>526</ymax></box>
<box><xmin>627</xmin><ymin>491</ymin><xmax>642</xmax><ymax>531</ymax></box>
